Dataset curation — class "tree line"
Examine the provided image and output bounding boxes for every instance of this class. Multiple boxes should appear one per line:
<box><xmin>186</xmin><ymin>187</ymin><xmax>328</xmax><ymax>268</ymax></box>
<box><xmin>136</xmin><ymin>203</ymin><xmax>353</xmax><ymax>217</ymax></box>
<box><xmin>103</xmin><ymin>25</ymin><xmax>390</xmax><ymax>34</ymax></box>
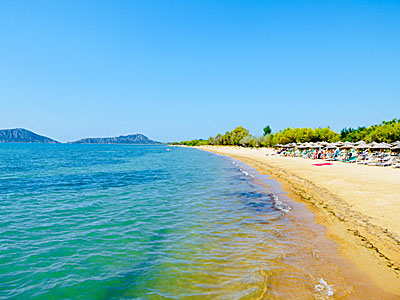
<box><xmin>340</xmin><ymin>119</ymin><xmax>400</xmax><ymax>143</ymax></box>
<box><xmin>172</xmin><ymin>119</ymin><xmax>400</xmax><ymax>147</ymax></box>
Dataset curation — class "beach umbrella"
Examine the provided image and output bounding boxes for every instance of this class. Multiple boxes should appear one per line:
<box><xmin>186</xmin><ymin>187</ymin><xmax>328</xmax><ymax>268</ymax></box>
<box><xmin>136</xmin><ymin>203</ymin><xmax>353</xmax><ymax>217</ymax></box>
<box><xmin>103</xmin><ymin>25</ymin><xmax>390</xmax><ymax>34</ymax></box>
<box><xmin>334</xmin><ymin>142</ymin><xmax>345</xmax><ymax>147</ymax></box>
<box><xmin>340</xmin><ymin>142</ymin><xmax>354</xmax><ymax>149</ymax></box>
<box><xmin>299</xmin><ymin>142</ymin><xmax>312</xmax><ymax>149</ymax></box>
<box><xmin>284</xmin><ymin>143</ymin><xmax>295</xmax><ymax>148</ymax></box>
<box><xmin>371</xmin><ymin>143</ymin><xmax>391</xmax><ymax>150</ymax></box>
<box><xmin>309</xmin><ymin>143</ymin><xmax>320</xmax><ymax>149</ymax></box>
<box><xmin>354</xmin><ymin>141</ymin><xmax>366</xmax><ymax>145</ymax></box>
<box><xmin>391</xmin><ymin>141</ymin><xmax>400</xmax><ymax>146</ymax></box>
<box><xmin>391</xmin><ymin>144</ymin><xmax>400</xmax><ymax>151</ymax></box>
<box><xmin>297</xmin><ymin>143</ymin><xmax>308</xmax><ymax>149</ymax></box>
<box><xmin>325</xmin><ymin>144</ymin><xmax>338</xmax><ymax>149</ymax></box>
<box><xmin>365</xmin><ymin>142</ymin><xmax>377</xmax><ymax>148</ymax></box>
<box><xmin>355</xmin><ymin>143</ymin><xmax>369</xmax><ymax>149</ymax></box>
<box><xmin>317</xmin><ymin>141</ymin><xmax>329</xmax><ymax>146</ymax></box>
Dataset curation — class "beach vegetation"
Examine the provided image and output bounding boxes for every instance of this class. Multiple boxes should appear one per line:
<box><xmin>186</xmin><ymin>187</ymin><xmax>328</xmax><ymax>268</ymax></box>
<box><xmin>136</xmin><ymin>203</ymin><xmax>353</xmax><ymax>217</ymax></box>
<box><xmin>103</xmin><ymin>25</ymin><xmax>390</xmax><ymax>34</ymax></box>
<box><xmin>170</xmin><ymin>139</ymin><xmax>209</xmax><ymax>146</ymax></box>
<box><xmin>340</xmin><ymin>119</ymin><xmax>400</xmax><ymax>143</ymax></box>
<box><xmin>239</xmin><ymin>135</ymin><xmax>251</xmax><ymax>147</ymax></box>
<box><xmin>172</xmin><ymin>118</ymin><xmax>400</xmax><ymax>147</ymax></box>
<box><xmin>269</xmin><ymin>127</ymin><xmax>340</xmax><ymax>145</ymax></box>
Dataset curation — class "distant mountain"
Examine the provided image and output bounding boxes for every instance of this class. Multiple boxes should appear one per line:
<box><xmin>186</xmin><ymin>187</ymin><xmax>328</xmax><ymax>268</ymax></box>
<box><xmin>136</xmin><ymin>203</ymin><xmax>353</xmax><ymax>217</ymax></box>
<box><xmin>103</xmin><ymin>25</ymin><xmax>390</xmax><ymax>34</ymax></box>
<box><xmin>71</xmin><ymin>134</ymin><xmax>163</xmax><ymax>144</ymax></box>
<box><xmin>0</xmin><ymin>128</ymin><xmax>59</xmax><ymax>143</ymax></box>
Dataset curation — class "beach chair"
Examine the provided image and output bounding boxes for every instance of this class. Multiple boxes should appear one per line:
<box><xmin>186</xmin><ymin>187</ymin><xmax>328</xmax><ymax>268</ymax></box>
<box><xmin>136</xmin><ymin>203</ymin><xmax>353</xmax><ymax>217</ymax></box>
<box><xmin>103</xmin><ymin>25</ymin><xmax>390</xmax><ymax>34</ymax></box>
<box><xmin>381</xmin><ymin>158</ymin><xmax>393</xmax><ymax>167</ymax></box>
<box><xmin>366</xmin><ymin>157</ymin><xmax>381</xmax><ymax>166</ymax></box>
<box><xmin>336</xmin><ymin>153</ymin><xmax>347</xmax><ymax>162</ymax></box>
<box><xmin>326</xmin><ymin>155</ymin><xmax>337</xmax><ymax>161</ymax></box>
<box><xmin>357</xmin><ymin>154</ymin><xmax>372</xmax><ymax>164</ymax></box>
<box><xmin>326</xmin><ymin>150</ymin><xmax>340</xmax><ymax>161</ymax></box>
<box><xmin>302</xmin><ymin>150</ymin><xmax>310</xmax><ymax>159</ymax></box>
<box><xmin>355</xmin><ymin>156</ymin><xmax>363</xmax><ymax>163</ymax></box>
<box><xmin>368</xmin><ymin>155</ymin><xmax>390</xmax><ymax>166</ymax></box>
<box><xmin>358</xmin><ymin>158</ymin><xmax>372</xmax><ymax>165</ymax></box>
<box><xmin>344</xmin><ymin>156</ymin><xmax>357</xmax><ymax>163</ymax></box>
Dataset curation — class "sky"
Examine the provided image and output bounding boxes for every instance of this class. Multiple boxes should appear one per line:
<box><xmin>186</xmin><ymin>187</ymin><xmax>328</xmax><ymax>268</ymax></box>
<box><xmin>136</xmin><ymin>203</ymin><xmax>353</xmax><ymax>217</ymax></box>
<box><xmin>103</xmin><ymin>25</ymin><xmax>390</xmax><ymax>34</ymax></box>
<box><xmin>0</xmin><ymin>0</ymin><xmax>399</xmax><ymax>142</ymax></box>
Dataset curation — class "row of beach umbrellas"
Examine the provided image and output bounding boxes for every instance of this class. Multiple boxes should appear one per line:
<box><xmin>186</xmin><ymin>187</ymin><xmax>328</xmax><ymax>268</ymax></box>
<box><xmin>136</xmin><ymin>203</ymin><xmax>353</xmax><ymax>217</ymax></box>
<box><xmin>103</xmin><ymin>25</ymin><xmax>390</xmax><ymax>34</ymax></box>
<box><xmin>275</xmin><ymin>141</ymin><xmax>400</xmax><ymax>151</ymax></box>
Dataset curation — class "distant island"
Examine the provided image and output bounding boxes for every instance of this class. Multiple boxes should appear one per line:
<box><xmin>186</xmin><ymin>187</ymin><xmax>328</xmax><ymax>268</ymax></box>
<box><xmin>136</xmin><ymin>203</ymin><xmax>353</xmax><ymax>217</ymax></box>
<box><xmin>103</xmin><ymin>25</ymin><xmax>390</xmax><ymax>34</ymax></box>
<box><xmin>70</xmin><ymin>134</ymin><xmax>163</xmax><ymax>144</ymax></box>
<box><xmin>0</xmin><ymin>128</ymin><xmax>163</xmax><ymax>144</ymax></box>
<box><xmin>0</xmin><ymin>128</ymin><xmax>59</xmax><ymax>143</ymax></box>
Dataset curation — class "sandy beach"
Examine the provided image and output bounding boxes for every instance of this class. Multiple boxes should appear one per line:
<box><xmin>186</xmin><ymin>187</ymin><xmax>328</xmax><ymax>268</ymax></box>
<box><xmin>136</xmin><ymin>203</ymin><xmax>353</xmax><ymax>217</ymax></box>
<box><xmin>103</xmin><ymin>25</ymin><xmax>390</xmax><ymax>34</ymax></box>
<box><xmin>195</xmin><ymin>145</ymin><xmax>400</xmax><ymax>296</ymax></box>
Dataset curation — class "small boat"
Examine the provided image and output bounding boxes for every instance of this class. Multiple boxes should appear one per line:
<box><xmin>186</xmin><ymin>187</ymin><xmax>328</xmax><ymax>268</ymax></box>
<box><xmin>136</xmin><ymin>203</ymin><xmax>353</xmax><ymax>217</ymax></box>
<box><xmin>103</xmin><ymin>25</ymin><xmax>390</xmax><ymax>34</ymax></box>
<box><xmin>166</xmin><ymin>148</ymin><xmax>171</xmax><ymax>151</ymax></box>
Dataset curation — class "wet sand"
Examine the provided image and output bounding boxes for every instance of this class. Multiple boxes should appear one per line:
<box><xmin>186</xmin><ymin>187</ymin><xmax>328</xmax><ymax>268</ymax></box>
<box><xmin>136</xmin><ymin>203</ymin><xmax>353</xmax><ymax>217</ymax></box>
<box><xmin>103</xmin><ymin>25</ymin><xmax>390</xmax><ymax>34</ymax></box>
<box><xmin>195</xmin><ymin>146</ymin><xmax>400</xmax><ymax>297</ymax></box>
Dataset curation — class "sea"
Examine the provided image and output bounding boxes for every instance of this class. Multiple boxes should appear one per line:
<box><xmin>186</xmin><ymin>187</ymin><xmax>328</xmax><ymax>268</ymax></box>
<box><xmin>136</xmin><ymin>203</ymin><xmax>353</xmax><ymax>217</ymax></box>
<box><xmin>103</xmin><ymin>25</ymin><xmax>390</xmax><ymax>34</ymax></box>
<box><xmin>0</xmin><ymin>144</ymin><xmax>393</xmax><ymax>299</ymax></box>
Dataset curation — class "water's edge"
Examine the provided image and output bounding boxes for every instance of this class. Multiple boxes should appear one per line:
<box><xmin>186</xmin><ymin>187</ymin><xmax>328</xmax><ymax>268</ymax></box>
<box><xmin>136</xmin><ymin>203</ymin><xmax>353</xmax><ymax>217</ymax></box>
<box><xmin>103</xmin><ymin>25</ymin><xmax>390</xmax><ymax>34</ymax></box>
<box><xmin>194</xmin><ymin>146</ymin><xmax>398</xmax><ymax>299</ymax></box>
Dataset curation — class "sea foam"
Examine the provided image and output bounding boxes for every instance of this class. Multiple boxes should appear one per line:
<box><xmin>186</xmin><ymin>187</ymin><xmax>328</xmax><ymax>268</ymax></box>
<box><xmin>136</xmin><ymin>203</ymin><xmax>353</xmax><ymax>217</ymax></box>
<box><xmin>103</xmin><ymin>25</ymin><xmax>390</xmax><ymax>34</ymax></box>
<box><xmin>271</xmin><ymin>194</ymin><xmax>291</xmax><ymax>213</ymax></box>
<box><xmin>314</xmin><ymin>278</ymin><xmax>334</xmax><ymax>298</ymax></box>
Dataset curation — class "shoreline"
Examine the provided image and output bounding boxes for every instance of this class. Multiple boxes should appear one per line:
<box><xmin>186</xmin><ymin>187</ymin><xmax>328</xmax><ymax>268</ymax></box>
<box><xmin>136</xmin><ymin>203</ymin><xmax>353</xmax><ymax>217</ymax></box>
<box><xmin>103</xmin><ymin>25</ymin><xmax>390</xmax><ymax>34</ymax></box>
<box><xmin>192</xmin><ymin>145</ymin><xmax>400</xmax><ymax>296</ymax></box>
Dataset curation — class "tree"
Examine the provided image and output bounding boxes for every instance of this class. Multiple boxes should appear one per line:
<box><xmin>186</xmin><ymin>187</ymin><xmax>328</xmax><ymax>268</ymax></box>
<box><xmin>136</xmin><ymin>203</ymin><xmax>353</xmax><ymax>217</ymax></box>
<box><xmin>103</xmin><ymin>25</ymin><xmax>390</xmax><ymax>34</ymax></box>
<box><xmin>207</xmin><ymin>136</ymin><xmax>215</xmax><ymax>145</ymax></box>
<box><xmin>230</xmin><ymin>126</ymin><xmax>249</xmax><ymax>145</ymax></box>
<box><xmin>215</xmin><ymin>134</ymin><xmax>223</xmax><ymax>145</ymax></box>
<box><xmin>222</xmin><ymin>131</ymin><xmax>232</xmax><ymax>145</ymax></box>
<box><xmin>239</xmin><ymin>135</ymin><xmax>251</xmax><ymax>147</ymax></box>
<box><xmin>263</xmin><ymin>125</ymin><xmax>272</xmax><ymax>136</ymax></box>
<box><xmin>249</xmin><ymin>136</ymin><xmax>262</xmax><ymax>148</ymax></box>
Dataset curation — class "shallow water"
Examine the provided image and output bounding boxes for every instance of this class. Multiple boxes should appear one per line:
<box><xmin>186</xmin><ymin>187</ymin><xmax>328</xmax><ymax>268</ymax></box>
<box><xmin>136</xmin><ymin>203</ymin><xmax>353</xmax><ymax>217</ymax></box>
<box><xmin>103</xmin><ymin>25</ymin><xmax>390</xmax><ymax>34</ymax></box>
<box><xmin>0</xmin><ymin>144</ymin><xmax>393</xmax><ymax>299</ymax></box>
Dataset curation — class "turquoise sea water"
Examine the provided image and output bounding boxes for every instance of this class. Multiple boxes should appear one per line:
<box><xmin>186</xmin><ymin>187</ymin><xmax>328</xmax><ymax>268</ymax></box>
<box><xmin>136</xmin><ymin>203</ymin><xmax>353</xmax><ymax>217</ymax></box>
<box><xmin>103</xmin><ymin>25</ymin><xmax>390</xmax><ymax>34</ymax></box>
<box><xmin>1</xmin><ymin>144</ymin><xmax>386</xmax><ymax>299</ymax></box>
<box><xmin>0</xmin><ymin>144</ymin><xmax>292</xmax><ymax>299</ymax></box>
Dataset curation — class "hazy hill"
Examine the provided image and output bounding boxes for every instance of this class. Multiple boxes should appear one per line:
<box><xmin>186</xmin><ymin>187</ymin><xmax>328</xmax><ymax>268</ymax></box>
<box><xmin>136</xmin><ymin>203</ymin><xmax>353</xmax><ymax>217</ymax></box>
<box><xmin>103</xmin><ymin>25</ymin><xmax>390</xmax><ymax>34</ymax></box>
<box><xmin>0</xmin><ymin>128</ymin><xmax>59</xmax><ymax>143</ymax></box>
<box><xmin>71</xmin><ymin>134</ymin><xmax>163</xmax><ymax>144</ymax></box>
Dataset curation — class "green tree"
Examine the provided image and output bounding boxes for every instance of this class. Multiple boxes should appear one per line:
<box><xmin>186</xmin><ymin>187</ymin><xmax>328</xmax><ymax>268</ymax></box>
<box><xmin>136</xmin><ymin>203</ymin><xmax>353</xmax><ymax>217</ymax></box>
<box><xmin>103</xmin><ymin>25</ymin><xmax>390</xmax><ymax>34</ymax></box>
<box><xmin>230</xmin><ymin>126</ymin><xmax>249</xmax><ymax>145</ymax></box>
<box><xmin>215</xmin><ymin>134</ymin><xmax>223</xmax><ymax>145</ymax></box>
<box><xmin>222</xmin><ymin>131</ymin><xmax>232</xmax><ymax>145</ymax></box>
<box><xmin>263</xmin><ymin>125</ymin><xmax>272</xmax><ymax>136</ymax></box>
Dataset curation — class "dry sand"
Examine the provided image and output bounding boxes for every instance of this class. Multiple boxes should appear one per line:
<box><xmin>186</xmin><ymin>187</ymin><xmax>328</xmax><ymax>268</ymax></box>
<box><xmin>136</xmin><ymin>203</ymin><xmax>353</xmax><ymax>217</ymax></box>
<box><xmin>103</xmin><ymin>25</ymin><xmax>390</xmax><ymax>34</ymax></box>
<box><xmin>195</xmin><ymin>145</ymin><xmax>400</xmax><ymax>296</ymax></box>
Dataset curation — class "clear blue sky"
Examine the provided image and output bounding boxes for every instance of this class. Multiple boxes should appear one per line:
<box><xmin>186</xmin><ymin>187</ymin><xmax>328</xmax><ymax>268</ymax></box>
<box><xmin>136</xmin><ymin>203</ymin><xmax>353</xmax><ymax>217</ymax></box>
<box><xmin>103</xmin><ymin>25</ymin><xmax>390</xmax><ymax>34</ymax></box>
<box><xmin>1</xmin><ymin>0</ymin><xmax>399</xmax><ymax>142</ymax></box>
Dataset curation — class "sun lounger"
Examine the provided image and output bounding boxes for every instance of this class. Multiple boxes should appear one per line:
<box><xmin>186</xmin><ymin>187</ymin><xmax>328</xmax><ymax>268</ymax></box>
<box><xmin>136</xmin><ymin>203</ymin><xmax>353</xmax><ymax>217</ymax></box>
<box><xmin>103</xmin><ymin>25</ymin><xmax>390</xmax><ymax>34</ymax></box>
<box><xmin>358</xmin><ymin>158</ymin><xmax>372</xmax><ymax>165</ymax></box>
<box><xmin>356</xmin><ymin>154</ymin><xmax>372</xmax><ymax>164</ymax></box>
<box><xmin>367</xmin><ymin>159</ymin><xmax>381</xmax><ymax>166</ymax></box>
<box><xmin>344</xmin><ymin>156</ymin><xmax>357</xmax><ymax>163</ymax></box>
<box><xmin>367</xmin><ymin>156</ymin><xmax>392</xmax><ymax>166</ymax></box>
<box><xmin>382</xmin><ymin>158</ymin><xmax>393</xmax><ymax>167</ymax></box>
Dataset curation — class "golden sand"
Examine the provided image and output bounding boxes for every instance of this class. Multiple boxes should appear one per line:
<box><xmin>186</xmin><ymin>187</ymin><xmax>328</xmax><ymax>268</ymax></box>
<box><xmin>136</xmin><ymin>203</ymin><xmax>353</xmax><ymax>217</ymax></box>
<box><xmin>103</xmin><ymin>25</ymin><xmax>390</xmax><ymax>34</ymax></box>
<box><xmin>195</xmin><ymin>145</ymin><xmax>400</xmax><ymax>296</ymax></box>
